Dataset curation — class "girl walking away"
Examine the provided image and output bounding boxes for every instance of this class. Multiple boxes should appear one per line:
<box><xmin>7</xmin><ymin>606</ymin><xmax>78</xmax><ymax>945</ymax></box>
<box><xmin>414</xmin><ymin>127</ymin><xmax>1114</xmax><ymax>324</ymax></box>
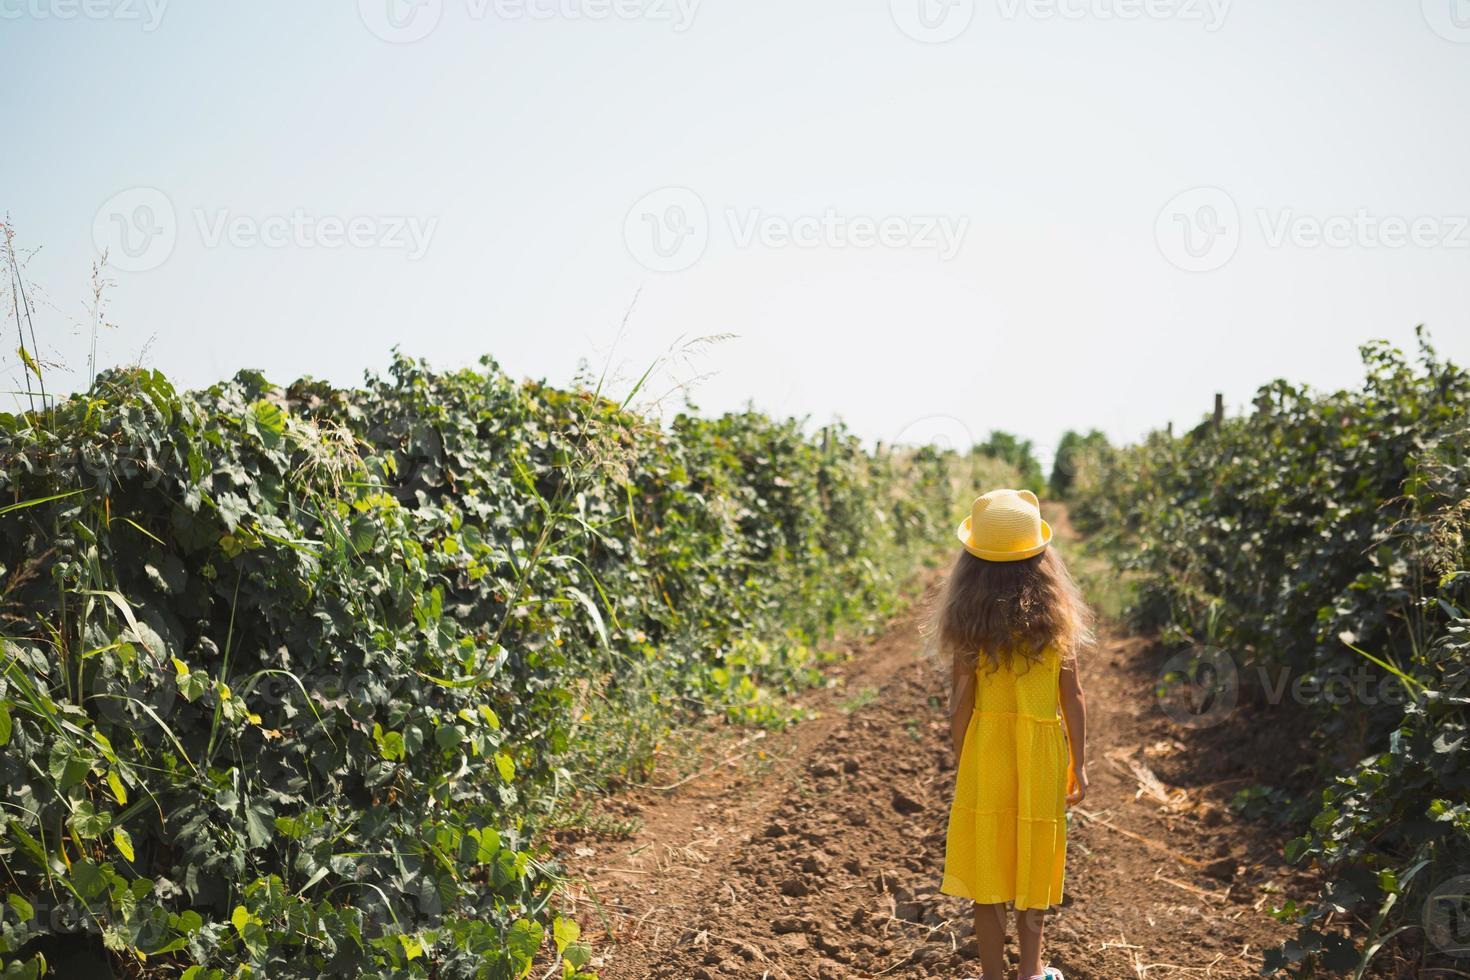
<box><xmin>938</xmin><ymin>489</ymin><xmax>1091</xmax><ymax>980</ymax></box>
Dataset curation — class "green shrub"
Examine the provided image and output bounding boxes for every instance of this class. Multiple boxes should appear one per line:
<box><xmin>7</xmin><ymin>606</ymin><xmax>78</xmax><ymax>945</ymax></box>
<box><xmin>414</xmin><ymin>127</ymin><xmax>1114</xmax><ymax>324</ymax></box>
<box><xmin>0</xmin><ymin>357</ymin><xmax>1008</xmax><ymax>978</ymax></box>
<box><xmin>1049</xmin><ymin>429</ymin><xmax>1109</xmax><ymax>499</ymax></box>
<box><xmin>973</xmin><ymin>431</ymin><xmax>1045</xmax><ymax>497</ymax></box>
<box><xmin>1071</xmin><ymin>333</ymin><xmax>1469</xmax><ymax>976</ymax></box>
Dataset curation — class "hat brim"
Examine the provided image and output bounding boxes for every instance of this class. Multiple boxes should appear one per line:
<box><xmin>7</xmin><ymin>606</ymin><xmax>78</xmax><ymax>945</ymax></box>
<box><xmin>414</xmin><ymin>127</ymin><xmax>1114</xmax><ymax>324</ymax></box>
<box><xmin>955</xmin><ymin>517</ymin><xmax>1053</xmax><ymax>562</ymax></box>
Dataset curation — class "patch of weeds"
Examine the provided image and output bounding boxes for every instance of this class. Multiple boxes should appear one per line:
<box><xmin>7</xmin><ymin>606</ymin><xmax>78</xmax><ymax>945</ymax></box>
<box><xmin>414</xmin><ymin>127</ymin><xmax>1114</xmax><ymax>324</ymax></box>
<box><xmin>543</xmin><ymin>798</ymin><xmax>644</xmax><ymax>839</ymax></box>
<box><xmin>1229</xmin><ymin>784</ymin><xmax>1312</xmax><ymax>826</ymax></box>
<box><xmin>1062</xmin><ymin>532</ymin><xmax>1138</xmax><ymax>623</ymax></box>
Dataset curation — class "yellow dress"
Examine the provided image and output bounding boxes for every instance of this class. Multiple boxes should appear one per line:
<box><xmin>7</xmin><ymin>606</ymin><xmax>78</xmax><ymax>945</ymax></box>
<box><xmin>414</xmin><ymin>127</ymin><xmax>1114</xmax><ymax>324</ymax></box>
<box><xmin>941</xmin><ymin>645</ymin><xmax>1072</xmax><ymax>910</ymax></box>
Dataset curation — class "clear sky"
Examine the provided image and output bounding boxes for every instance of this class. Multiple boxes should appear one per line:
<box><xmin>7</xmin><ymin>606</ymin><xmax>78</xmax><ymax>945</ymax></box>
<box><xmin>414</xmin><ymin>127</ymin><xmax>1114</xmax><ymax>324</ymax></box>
<box><xmin>6</xmin><ymin>0</ymin><xmax>1470</xmax><ymax>463</ymax></box>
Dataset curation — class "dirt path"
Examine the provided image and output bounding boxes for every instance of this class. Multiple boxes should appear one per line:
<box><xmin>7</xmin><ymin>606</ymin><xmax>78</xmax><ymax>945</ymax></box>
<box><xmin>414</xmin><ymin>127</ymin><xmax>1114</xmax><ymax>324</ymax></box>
<box><xmin>555</xmin><ymin>509</ymin><xmax>1306</xmax><ymax>979</ymax></box>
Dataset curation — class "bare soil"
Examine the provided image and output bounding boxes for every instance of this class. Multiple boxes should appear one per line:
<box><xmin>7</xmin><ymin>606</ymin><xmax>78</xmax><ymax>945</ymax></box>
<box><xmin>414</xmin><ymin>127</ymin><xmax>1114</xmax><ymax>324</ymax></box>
<box><xmin>553</xmin><ymin>510</ymin><xmax>1311</xmax><ymax>979</ymax></box>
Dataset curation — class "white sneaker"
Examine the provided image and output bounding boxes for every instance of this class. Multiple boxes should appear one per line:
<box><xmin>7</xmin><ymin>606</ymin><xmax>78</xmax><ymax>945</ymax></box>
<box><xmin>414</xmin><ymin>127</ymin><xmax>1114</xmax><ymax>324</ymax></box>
<box><xmin>976</xmin><ymin>968</ymin><xmax>1063</xmax><ymax>980</ymax></box>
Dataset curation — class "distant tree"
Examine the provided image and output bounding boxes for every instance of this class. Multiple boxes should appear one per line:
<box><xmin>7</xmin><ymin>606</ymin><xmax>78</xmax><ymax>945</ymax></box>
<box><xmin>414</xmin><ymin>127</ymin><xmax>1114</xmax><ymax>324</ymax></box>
<box><xmin>1050</xmin><ymin>429</ymin><xmax>1110</xmax><ymax>498</ymax></box>
<box><xmin>975</xmin><ymin>430</ymin><xmax>1046</xmax><ymax>497</ymax></box>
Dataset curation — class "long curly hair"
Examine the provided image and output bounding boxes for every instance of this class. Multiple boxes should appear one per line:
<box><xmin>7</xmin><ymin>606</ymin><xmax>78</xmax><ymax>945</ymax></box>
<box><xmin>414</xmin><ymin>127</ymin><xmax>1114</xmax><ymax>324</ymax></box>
<box><xmin>937</xmin><ymin>546</ymin><xmax>1092</xmax><ymax>673</ymax></box>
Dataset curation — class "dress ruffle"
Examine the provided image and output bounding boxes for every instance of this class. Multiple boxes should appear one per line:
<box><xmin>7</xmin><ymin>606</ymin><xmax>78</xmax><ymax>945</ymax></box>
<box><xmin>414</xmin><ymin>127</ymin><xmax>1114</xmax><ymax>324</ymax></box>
<box><xmin>941</xmin><ymin>648</ymin><xmax>1070</xmax><ymax>910</ymax></box>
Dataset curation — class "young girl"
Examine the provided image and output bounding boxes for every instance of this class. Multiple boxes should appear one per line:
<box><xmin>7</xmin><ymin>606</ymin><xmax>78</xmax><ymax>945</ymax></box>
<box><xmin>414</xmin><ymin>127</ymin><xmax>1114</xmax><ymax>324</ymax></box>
<box><xmin>939</xmin><ymin>489</ymin><xmax>1091</xmax><ymax>980</ymax></box>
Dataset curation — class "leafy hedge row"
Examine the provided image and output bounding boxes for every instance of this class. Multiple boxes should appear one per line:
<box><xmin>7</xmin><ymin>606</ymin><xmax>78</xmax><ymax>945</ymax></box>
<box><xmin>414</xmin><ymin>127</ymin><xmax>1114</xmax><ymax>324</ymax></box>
<box><xmin>0</xmin><ymin>357</ymin><xmax>1004</xmax><ymax>978</ymax></box>
<box><xmin>1070</xmin><ymin>333</ymin><xmax>1469</xmax><ymax>976</ymax></box>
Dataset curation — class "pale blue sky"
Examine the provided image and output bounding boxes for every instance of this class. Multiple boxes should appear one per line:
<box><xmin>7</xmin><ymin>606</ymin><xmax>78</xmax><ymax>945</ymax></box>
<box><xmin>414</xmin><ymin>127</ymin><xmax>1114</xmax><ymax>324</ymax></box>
<box><xmin>6</xmin><ymin>0</ymin><xmax>1470</xmax><ymax>461</ymax></box>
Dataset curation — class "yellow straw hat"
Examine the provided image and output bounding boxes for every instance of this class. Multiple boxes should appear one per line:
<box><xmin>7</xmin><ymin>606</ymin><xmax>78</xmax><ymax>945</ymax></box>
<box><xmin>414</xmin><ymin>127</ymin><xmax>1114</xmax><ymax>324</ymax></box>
<box><xmin>955</xmin><ymin>489</ymin><xmax>1052</xmax><ymax>562</ymax></box>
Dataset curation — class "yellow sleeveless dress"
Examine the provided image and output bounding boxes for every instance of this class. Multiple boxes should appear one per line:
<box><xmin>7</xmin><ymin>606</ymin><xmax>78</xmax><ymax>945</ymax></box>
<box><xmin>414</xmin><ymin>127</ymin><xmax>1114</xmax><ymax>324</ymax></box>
<box><xmin>941</xmin><ymin>645</ymin><xmax>1072</xmax><ymax>910</ymax></box>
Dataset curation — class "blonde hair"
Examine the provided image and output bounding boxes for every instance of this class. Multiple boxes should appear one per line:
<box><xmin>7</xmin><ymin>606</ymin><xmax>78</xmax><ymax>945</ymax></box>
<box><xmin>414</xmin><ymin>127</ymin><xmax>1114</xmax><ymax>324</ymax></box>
<box><xmin>937</xmin><ymin>546</ymin><xmax>1092</xmax><ymax>673</ymax></box>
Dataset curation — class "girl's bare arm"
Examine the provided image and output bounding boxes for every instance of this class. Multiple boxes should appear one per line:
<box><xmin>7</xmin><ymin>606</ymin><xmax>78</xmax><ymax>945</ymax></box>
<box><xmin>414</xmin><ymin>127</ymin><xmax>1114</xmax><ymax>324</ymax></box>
<box><xmin>949</xmin><ymin>649</ymin><xmax>975</xmax><ymax>759</ymax></box>
<box><xmin>1059</xmin><ymin>660</ymin><xmax>1088</xmax><ymax>803</ymax></box>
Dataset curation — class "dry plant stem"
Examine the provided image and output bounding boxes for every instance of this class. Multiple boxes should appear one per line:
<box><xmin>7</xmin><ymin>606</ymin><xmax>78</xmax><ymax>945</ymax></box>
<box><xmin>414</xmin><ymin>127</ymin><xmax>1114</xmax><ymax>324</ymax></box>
<box><xmin>1071</xmin><ymin>807</ymin><xmax>1210</xmax><ymax>869</ymax></box>
<box><xmin>641</xmin><ymin>731</ymin><xmax>768</xmax><ymax>792</ymax></box>
<box><xmin>4</xmin><ymin>220</ymin><xmax>42</xmax><ymax>412</ymax></box>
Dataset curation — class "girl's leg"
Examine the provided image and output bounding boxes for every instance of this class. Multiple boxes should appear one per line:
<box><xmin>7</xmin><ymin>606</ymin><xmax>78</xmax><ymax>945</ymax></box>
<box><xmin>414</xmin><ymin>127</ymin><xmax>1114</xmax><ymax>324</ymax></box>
<box><xmin>1016</xmin><ymin>907</ymin><xmax>1046</xmax><ymax>979</ymax></box>
<box><xmin>973</xmin><ymin>902</ymin><xmax>1008</xmax><ymax>980</ymax></box>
